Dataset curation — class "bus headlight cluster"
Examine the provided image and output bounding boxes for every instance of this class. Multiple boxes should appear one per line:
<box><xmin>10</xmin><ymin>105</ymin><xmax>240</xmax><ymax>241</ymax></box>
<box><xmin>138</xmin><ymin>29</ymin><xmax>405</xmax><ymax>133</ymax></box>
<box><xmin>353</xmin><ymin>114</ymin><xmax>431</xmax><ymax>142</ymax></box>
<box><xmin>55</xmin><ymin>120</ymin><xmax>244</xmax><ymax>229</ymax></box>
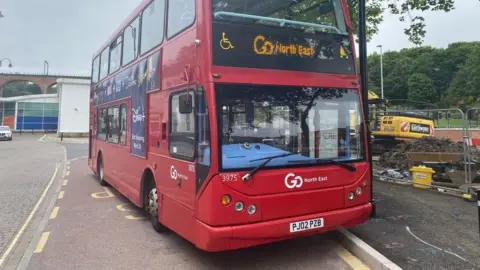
<box><xmin>348</xmin><ymin>192</ymin><xmax>355</xmax><ymax>201</ymax></box>
<box><xmin>220</xmin><ymin>196</ymin><xmax>256</xmax><ymax>215</ymax></box>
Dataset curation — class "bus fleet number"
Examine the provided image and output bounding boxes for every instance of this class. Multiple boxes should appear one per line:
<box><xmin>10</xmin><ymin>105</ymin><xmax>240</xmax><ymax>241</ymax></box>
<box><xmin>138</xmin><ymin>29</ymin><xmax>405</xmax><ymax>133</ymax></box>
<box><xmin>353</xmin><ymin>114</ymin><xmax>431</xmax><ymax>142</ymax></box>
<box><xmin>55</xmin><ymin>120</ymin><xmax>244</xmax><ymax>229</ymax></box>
<box><xmin>221</xmin><ymin>174</ymin><xmax>238</xmax><ymax>182</ymax></box>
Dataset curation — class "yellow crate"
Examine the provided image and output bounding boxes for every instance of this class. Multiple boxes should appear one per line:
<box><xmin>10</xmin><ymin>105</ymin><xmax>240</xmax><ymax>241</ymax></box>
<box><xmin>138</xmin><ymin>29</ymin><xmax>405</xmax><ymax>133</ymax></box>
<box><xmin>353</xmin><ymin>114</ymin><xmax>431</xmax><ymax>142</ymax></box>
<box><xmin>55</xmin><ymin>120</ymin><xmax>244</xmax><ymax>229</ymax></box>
<box><xmin>410</xmin><ymin>165</ymin><xmax>435</xmax><ymax>189</ymax></box>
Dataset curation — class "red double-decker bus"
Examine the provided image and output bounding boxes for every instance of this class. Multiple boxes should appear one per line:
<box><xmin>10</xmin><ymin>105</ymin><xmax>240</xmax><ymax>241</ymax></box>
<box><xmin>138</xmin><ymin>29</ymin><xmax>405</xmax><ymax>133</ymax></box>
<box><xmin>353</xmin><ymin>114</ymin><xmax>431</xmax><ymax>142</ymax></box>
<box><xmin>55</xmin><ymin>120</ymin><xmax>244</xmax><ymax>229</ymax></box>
<box><xmin>88</xmin><ymin>0</ymin><xmax>373</xmax><ymax>252</ymax></box>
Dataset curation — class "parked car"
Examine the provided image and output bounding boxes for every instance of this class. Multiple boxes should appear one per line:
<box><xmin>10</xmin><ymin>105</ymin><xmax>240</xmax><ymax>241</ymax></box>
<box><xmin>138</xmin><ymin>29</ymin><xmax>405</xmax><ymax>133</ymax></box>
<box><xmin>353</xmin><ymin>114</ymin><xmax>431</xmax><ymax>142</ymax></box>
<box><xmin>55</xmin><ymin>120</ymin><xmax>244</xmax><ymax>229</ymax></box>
<box><xmin>0</xmin><ymin>126</ymin><xmax>13</xmax><ymax>141</ymax></box>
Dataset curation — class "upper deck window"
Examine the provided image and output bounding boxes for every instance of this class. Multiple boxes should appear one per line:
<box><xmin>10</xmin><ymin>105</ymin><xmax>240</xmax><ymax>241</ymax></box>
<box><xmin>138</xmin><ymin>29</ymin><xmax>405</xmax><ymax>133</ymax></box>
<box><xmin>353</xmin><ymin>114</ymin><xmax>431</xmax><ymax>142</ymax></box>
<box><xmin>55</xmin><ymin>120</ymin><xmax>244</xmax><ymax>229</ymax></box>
<box><xmin>141</xmin><ymin>0</ymin><xmax>166</xmax><ymax>55</ymax></box>
<box><xmin>92</xmin><ymin>56</ymin><xmax>100</xmax><ymax>84</ymax></box>
<box><xmin>99</xmin><ymin>47</ymin><xmax>109</xmax><ymax>80</ymax></box>
<box><xmin>212</xmin><ymin>0</ymin><xmax>347</xmax><ymax>35</ymax></box>
<box><xmin>123</xmin><ymin>16</ymin><xmax>140</xmax><ymax>64</ymax></box>
<box><xmin>167</xmin><ymin>0</ymin><xmax>195</xmax><ymax>39</ymax></box>
<box><xmin>109</xmin><ymin>36</ymin><xmax>122</xmax><ymax>74</ymax></box>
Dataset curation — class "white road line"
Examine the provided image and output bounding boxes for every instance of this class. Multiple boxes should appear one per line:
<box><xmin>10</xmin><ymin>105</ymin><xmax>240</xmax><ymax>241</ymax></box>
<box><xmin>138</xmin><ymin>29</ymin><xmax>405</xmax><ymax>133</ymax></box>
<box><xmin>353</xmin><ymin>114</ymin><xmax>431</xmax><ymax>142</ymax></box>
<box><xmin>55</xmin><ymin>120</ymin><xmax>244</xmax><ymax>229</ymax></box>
<box><xmin>0</xmin><ymin>163</ymin><xmax>60</xmax><ymax>267</ymax></box>
<box><xmin>68</xmin><ymin>156</ymin><xmax>88</xmax><ymax>163</ymax></box>
<box><xmin>405</xmin><ymin>226</ymin><xmax>478</xmax><ymax>268</ymax></box>
<box><xmin>37</xmin><ymin>134</ymin><xmax>47</xmax><ymax>141</ymax></box>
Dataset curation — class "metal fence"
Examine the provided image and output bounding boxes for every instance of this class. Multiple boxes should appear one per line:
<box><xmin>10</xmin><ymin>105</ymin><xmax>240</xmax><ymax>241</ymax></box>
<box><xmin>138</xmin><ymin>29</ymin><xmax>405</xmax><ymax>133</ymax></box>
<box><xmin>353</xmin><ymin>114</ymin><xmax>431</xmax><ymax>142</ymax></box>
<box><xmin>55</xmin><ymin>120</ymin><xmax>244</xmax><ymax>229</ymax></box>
<box><xmin>372</xmin><ymin>107</ymin><xmax>479</xmax><ymax>200</ymax></box>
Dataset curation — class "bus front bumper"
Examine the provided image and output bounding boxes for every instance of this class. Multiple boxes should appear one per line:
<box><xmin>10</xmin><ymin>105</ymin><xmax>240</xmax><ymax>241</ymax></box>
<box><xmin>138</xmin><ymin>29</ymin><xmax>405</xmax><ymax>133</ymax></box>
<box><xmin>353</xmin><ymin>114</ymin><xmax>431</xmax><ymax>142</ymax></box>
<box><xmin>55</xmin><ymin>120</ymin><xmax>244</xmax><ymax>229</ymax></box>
<box><xmin>194</xmin><ymin>202</ymin><xmax>372</xmax><ymax>252</ymax></box>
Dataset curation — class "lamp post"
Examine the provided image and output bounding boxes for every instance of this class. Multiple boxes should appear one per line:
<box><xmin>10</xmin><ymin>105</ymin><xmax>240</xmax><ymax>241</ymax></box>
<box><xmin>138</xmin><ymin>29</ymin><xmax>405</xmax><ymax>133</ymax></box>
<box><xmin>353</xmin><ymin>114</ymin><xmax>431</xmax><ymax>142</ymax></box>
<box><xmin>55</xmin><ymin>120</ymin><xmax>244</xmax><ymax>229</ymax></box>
<box><xmin>358</xmin><ymin>0</ymin><xmax>375</xmax><ymax>217</ymax></box>
<box><xmin>376</xmin><ymin>45</ymin><xmax>384</xmax><ymax>99</ymax></box>
<box><xmin>0</xmin><ymin>58</ymin><xmax>13</xmax><ymax>68</ymax></box>
<box><xmin>44</xmin><ymin>60</ymin><xmax>49</xmax><ymax>76</ymax></box>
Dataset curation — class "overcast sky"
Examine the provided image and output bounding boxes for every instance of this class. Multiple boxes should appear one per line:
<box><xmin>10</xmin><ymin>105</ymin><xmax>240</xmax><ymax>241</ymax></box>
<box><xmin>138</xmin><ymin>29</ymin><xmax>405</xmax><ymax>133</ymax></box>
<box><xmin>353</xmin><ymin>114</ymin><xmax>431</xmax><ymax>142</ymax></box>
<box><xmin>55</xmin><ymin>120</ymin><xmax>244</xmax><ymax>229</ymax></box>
<box><xmin>0</xmin><ymin>0</ymin><xmax>479</xmax><ymax>75</ymax></box>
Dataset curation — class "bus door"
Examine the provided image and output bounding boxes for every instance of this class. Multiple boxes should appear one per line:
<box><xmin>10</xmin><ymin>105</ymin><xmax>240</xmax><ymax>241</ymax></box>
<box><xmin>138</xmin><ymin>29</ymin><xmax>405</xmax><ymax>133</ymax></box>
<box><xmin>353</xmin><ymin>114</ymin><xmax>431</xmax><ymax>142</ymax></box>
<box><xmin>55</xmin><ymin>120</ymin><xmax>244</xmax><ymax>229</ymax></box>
<box><xmin>167</xmin><ymin>89</ymin><xmax>197</xmax><ymax>209</ymax></box>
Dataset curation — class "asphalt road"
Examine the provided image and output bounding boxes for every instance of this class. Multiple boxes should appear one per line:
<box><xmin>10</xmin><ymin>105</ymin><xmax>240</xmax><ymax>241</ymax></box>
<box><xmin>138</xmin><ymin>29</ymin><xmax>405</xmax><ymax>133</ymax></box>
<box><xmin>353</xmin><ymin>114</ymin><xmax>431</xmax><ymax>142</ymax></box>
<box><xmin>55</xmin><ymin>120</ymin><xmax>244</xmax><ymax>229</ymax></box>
<box><xmin>350</xmin><ymin>181</ymin><xmax>480</xmax><ymax>270</ymax></box>
<box><xmin>0</xmin><ymin>134</ymin><xmax>64</xmax><ymax>267</ymax></box>
<box><xmin>61</xmin><ymin>143</ymin><xmax>88</xmax><ymax>161</ymax></box>
<box><xmin>25</xmin><ymin>159</ymin><xmax>367</xmax><ymax>270</ymax></box>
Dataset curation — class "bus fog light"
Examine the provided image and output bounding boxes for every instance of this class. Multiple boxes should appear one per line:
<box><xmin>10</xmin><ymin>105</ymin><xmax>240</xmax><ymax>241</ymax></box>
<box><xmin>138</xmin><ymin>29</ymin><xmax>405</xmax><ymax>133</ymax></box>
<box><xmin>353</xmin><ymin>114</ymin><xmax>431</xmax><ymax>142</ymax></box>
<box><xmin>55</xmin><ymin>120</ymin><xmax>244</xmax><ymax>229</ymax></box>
<box><xmin>247</xmin><ymin>204</ymin><xmax>256</xmax><ymax>215</ymax></box>
<box><xmin>356</xmin><ymin>187</ymin><xmax>362</xmax><ymax>195</ymax></box>
<box><xmin>362</xmin><ymin>180</ymin><xmax>367</xmax><ymax>187</ymax></box>
<box><xmin>234</xmin><ymin>201</ymin><xmax>244</xmax><ymax>212</ymax></box>
<box><xmin>220</xmin><ymin>195</ymin><xmax>231</xmax><ymax>206</ymax></box>
<box><xmin>348</xmin><ymin>192</ymin><xmax>355</xmax><ymax>200</ymax></box>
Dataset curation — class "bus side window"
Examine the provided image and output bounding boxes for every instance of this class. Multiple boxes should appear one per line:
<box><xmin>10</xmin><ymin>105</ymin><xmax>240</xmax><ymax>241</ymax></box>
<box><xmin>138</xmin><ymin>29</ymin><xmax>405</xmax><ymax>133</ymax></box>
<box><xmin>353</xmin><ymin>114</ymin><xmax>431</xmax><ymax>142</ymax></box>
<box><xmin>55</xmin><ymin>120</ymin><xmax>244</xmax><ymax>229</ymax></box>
<box><xmin>119</xmin><ymin>104</ymin><xmax>127</xmax><ymax>145</ymax></box>
<box><xmin>167</xmin><ymin>0</ymin><xmax>196</xmax><ymax>39</ymax></box>
<box><xmin>169</xmin><ymin>91</ymin><xmax>195</xmax><ymax>159</ymax></box>
<box><xmin>196</xmin><ymin>90</ymin><xmax>210</xmax><ymax>166</ymax></box>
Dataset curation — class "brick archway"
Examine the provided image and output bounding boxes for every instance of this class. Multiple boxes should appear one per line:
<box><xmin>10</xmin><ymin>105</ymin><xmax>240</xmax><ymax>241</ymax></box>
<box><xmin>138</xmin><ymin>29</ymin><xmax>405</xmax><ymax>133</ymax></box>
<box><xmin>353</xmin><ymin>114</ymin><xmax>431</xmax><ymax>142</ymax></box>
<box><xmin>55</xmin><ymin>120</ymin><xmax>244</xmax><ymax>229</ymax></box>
<box><xmin>0</xmin><ymin>73</ymin><xmax>90</xmax><ymax>96</ymax></box>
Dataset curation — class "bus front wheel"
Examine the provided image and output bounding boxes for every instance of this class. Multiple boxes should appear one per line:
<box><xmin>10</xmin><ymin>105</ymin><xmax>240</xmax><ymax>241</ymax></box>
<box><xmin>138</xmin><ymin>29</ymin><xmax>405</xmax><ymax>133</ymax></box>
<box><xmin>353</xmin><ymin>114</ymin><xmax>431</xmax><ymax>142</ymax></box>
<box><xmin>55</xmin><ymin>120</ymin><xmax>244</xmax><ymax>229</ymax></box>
<box><xmin>147</xmin><ymin>184</ymin><xmax>167</xmax><ymax>233</ymax></box>
<box><xmin>97</xmin><ymin>155</ymin><xmax>108</xmax><ymax>186</ymax></box>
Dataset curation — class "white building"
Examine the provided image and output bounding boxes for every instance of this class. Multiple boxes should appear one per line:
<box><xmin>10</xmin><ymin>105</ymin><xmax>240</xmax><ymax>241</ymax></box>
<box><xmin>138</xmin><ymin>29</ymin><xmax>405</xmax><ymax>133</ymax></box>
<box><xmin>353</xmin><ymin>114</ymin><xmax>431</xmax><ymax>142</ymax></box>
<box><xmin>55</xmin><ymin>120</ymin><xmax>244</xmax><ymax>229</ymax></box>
<box><xmin>0</xmin><ymin>78</ymin><xmax>90</xmax><ymax>137</ymax></box>
<box><xmin>57</xmin><ymin>78</ymin><xmax>90</xmax><ymax>137</ymax></box>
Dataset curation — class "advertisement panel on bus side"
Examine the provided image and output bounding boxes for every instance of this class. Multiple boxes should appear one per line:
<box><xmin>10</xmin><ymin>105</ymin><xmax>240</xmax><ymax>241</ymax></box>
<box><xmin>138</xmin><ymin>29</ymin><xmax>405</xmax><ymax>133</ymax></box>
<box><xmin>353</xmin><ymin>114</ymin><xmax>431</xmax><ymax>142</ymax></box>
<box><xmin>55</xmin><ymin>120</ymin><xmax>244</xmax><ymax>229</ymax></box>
<box><xmin>92</xmin><ymin>51</ymin><xmax>160</xmax><ymax>158</ymax></box>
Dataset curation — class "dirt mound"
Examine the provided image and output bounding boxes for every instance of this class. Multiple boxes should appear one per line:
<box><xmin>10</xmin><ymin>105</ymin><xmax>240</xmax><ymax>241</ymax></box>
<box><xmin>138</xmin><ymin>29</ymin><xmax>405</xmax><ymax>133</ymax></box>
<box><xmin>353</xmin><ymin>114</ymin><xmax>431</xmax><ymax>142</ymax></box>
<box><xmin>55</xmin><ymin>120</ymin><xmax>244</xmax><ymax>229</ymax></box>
<box><xmin>377</xmin><ymin>136</ymin><xmax>469</xmax><ymax>169</ymax></box>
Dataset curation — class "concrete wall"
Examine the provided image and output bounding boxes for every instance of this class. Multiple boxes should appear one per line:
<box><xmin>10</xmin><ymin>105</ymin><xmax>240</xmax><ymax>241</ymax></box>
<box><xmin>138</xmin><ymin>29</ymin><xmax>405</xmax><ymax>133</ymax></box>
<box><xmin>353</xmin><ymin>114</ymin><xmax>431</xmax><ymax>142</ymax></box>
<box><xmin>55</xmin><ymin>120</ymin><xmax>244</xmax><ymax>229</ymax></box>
<box><xmin>57</xmin><ymin>78</ymin><xmax>90</xmax><ymax>136</ymax></box>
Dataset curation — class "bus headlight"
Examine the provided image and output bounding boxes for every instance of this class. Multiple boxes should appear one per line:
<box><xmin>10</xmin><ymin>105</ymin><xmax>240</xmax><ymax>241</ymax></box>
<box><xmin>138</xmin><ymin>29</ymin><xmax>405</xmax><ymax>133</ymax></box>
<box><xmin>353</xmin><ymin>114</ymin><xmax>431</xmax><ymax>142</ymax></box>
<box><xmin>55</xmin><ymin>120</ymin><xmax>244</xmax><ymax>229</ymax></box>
<box><xmin>348</xmin><ymin>192</ymin><xmax>355</xmax><ymax>201</ymax></box>
<box><xmin>356</xmin><ymin>186</ymin><xmax>362</xmax><ymax>195</ymax></box>
<box><xmin>247</xmin><ymin>204</ymin><xmax>256</xmax><ymax>215</ymax></box>
<box><xmin>234</xmin><ymin>201</ymin><xmax>244</xmax><ymax>212</ymax></box>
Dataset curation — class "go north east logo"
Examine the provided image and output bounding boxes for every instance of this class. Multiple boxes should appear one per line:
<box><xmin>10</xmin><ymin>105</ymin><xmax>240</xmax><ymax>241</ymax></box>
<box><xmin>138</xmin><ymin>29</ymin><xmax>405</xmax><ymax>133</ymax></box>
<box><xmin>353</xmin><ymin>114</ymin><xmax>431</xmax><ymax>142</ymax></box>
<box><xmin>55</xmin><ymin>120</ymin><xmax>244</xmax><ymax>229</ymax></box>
<box><xmin>284</xmin><ymin>173</ymin><xmax>327</xmax><ymax>189</ymax></box>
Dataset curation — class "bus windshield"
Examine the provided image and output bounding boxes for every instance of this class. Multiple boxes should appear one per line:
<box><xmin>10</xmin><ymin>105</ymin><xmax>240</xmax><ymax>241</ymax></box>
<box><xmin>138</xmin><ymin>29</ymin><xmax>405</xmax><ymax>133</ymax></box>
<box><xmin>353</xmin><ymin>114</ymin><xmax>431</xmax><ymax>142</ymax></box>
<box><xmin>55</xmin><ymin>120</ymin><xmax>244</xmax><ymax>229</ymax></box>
<box><xmin>212</xmin><ymin>0</ymin><xmax>348</xmax><ymax>35</ymax></box>
<box><xmin>215</xmin><ymin>84</ymin><xmax>365</xmax><ymax>171</ymax></box>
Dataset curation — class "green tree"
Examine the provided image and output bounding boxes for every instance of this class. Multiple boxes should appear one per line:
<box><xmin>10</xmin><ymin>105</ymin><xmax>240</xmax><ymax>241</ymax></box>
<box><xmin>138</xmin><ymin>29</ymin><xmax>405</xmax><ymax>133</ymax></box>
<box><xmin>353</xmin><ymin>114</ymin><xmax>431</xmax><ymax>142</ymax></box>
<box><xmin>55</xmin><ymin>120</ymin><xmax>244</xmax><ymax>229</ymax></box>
<box><xmin>407</xmin><ymin>73</ymin><xmax>437</xmax><ymax>106</ymax></box>
<box><xmin>2</xmin><ymin>81</ymin><xmax>42</xmax><ymax>98</ymax></box>
<box><xmin>347</xmin><ymin>0</ymin><xmax>471</xmax><ymax>45</ymax></box>
<box><xmin>446</xmin><ymin>46</ymin><xmax>480</xmax><ymax>106</ymax></box>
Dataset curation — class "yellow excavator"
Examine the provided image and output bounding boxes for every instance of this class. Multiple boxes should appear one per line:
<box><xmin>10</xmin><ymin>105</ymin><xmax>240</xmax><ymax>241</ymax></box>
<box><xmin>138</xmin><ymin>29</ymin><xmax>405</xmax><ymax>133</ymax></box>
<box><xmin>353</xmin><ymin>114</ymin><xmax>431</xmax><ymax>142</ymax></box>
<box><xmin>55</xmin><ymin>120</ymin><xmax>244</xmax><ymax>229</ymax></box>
<box><xmin>367</xmin><ymin>91</ymin><xmax>435</xmax><ymax>155</ymax></box>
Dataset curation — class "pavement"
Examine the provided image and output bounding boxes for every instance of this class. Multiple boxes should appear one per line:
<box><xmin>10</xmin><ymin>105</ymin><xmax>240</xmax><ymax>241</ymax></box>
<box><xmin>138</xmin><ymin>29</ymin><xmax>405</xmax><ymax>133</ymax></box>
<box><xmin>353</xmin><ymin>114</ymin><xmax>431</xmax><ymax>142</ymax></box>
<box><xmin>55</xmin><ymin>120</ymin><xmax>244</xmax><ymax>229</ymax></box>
<box><xmin>0</xmin><ymin>136</ymin><xmax>377</xmax><ymax>270</ymax></box>
<box><xmin>0</xmin><ymin>134</ymin><xmax>64</xmax><ymax>269</ymax></box>
<box><xmin>350</xmin><ymin>180</ymin><xmax>480</xmax><ymax>270</ymax></box>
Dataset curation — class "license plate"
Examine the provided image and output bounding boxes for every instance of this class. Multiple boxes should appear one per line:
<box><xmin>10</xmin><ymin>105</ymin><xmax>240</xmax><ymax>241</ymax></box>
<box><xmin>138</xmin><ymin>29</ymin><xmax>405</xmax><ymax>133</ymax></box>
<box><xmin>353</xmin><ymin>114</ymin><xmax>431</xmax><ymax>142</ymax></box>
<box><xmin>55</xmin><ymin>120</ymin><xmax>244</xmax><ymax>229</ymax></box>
<box><xmin>289</xmin><ymin>218</ymin><xmax>324</xmax><ymax>233</ymax></box>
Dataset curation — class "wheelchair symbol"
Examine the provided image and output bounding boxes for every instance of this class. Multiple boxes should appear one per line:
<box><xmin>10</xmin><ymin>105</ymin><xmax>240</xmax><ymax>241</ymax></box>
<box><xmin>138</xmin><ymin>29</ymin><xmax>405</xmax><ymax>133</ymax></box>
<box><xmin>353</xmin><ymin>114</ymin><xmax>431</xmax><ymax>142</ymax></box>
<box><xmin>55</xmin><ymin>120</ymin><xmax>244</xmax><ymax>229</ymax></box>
<box><xmin>220</xmin><ymin>32</ymin><xmax>235</xmax><ymax>50</ymax></box>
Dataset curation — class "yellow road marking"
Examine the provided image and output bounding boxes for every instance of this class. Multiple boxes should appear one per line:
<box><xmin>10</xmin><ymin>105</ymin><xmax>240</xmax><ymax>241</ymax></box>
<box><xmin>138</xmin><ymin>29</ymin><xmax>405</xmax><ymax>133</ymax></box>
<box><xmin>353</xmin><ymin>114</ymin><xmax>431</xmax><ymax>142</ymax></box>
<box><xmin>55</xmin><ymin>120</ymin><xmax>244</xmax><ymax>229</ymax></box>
<box><xmin>336</xmin><ymin>245</ymin><xmax>370</xmax><ymax>270</ymax></box>
<box><xmin>0</xmin><ymin>163</ymin><xmax>59</xmax><ymax>267</ymax></box>
<box><xmin>91</xmin><ymin>187</ymin><xmax>115</xmax><ymax>199</ymax></box>
<box><xmin>49</xmin><ymin>206</ymin><xmax>59</xmax><ymax>219</ymax></box>
<box><xmin>62</xmin><ymin>179</ymin><xmax>68</xmax><ymax>186</ymax></box>
<box><xmin>34</xmin><ymin>232</ymin><xmax>50</xmax><ymax>253</ymax></box>
<box><xmin>58</xmin><ymin>191</ymin><xmax>65</xmax><ymax>199</ymax></box>
<box><xmin>125</xmin><ymin>215</ymin><xmax>146</xmax><ymax>220</ymax></box>
<box><xmin>116</xmin><ymin>204</ymin><xmax>135</xmax><ymax>212</ymax></box>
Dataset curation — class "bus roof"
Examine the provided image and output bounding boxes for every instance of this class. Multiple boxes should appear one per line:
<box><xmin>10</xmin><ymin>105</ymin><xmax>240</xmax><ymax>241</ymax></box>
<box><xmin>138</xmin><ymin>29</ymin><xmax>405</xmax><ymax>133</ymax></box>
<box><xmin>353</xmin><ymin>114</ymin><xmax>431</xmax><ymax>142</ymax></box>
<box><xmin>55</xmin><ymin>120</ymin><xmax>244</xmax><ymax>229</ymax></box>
<box><xmin>93</xmin><ymin>0</ymin><xmax>151</xmax><ymax>58</ymax></box>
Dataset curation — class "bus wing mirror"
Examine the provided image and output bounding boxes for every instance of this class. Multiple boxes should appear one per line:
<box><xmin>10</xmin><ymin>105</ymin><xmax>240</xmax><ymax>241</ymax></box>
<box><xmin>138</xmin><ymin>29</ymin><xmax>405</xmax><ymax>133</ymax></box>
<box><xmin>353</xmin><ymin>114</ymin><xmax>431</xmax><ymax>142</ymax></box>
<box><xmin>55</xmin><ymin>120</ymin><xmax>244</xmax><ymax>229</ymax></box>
<box><xmin>179</xmin><ymin>93</ymin><xmax>193</xmax><ymax>114</ymax></box>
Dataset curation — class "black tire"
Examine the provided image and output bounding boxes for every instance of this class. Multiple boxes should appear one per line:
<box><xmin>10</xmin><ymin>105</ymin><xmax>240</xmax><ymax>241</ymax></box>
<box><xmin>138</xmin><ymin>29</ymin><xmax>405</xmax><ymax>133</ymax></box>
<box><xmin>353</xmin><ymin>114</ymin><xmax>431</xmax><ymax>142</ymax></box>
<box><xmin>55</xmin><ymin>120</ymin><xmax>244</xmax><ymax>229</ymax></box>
<box><xmin>97</xmin><ymin>155</ymin><xmax>108</xmax><ymax>186</ymax></box>
<box><xmin>146</xmin><ymin>183</ymin><xmax>167</xmax><ymax>233</ymax></box>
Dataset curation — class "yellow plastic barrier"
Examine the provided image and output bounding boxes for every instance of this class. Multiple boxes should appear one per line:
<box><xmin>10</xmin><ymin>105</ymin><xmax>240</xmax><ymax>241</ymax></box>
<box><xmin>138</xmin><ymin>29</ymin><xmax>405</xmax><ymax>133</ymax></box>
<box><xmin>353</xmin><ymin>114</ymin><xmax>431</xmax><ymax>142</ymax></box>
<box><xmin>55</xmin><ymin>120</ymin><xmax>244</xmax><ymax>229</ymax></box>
<box><xmin>410</xmin><ymin>165</ymin><xmax>435</xmax><ymax>189</ymax></box>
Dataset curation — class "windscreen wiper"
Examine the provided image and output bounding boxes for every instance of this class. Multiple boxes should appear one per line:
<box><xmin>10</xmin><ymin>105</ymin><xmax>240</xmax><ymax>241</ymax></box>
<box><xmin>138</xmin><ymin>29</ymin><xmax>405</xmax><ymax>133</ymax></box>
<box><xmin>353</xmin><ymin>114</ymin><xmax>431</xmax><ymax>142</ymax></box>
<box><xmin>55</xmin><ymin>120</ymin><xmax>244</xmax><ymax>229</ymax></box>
<box><xmin>242</xmin><ymin>152</ymin><xmax>298</xmax><ymax>182</ymax></box>
<box><xmin>288</xmin><ymin>158</ymin><xmax>357</xmax><ymax>172</ymax></box>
